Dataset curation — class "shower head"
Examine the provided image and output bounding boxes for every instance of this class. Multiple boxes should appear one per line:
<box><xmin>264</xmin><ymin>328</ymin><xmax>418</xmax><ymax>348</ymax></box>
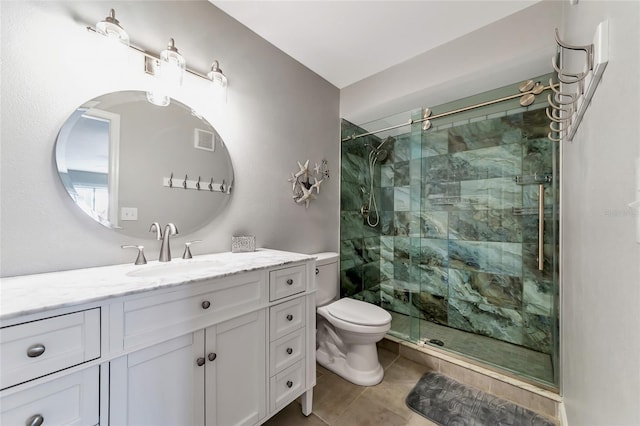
<box><xmin>374</xmin><ymin>136</ymin><xmax>395</xmax><ymax>162</ymax></box>
<box><xmin>374</xmin><ymin>148</ymin><xmax>388</xmax><ymax>162</ymax></box>
<box><xmin>377</xmin><ymin>136</ymin><xmax>395</xmax><ymax>151</ymax></box>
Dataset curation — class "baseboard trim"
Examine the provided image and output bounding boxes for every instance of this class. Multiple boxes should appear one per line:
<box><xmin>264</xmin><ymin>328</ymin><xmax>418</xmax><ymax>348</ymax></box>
<box><xmin>382</xmin><ymin>335</ymin><xmax>562</xmax><ymax>421</ymax></box>
<box><xmin>558</xmin><ymin>401</ymin><xmax>569</xmax><ymax>426</ymax></box>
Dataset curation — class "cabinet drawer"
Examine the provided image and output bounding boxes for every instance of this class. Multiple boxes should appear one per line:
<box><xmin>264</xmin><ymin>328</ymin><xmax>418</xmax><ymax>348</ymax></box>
<box><xmin>0</xmin><ymin>309</ymin><xmax>100</xmax><ymax>390</ymax></box>
<box><xmin>0</xmin><ymin>366</ymin><xmax>99</xmax><ymax>426</ymax></box>
<box><xmin>269</xmin><ymin>265</ymin><xmax>306</xmax><ymax>301</ymax></box>
<box><xmin>269</xmin><ymin>360</ymin><xmax>305</xmax><ymax>412</ymax></box>
<box><xmin>123</xmin><ymin>272</ymin><xmax>264</xmax><ymax>349</ymax></box>
<box><xmin>270</xmin><ymin>328</ymin><xmax>305</xmax><ymax>375</ymax></box>
<box><xmin>269</xmin><ymin>298</ymin><xmax>305</xmax><ymax>341</ymax></box>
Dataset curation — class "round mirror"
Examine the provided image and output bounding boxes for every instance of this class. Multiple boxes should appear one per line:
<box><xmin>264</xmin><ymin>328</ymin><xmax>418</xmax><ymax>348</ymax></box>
<box><xmin>55</xmin><ymin>91</ymin><xmax>234</xmax><ymax>239</ymax></box>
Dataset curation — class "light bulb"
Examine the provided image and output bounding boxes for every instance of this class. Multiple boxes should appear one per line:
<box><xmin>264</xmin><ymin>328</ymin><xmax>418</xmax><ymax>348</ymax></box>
<box><xmin>96</xmin><ymin>9</ymin><xmax>129</xmax><ymax>46</ymax></box>
<box><xmin>208</xmin><ymin>60</ymin><xmax>228</xmax><ymax>89</ymax></box>
<box><xmin>160</xmin><ymin>38</ymin><xmax>186</xmax><ymax>87</ymax></box>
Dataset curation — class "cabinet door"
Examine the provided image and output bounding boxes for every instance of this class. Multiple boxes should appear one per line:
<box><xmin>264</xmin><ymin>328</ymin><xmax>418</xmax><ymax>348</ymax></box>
<box><xmin>1</xmin><ymin>366</ymin><xmax>99</xmax><ymax>426</ymax></box>
<box><xmin>205</xmin><ymin>310</ymin><xmax>267</xmax><ymax>426</ymax></box>
<box><xmin>110</xmin><ymin>332</ymin><xmax>205</xmax><ymax>425</ymax></box>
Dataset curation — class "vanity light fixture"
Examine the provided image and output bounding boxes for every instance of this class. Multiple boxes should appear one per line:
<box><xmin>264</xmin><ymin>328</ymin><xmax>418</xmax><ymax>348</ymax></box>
<box><xmin>87</xmin><ymin>8</ymin><xmax>229</xmax><ymax>104</ymax></box>
<box><xmin>145</xmin><ymin>38</ymin><xmax>186</xmax><ymax>106</ymax></box>
<box><xmin>208</xmin><ymin>60</ymin><xmax>228</xmax><ymax>102</ymax></box>
<box><xmin>208</xmin><ymin>60</ymin><xmax>228</xmax><ymax>89</ymax></box>
<box><xmin>95</xmin><ymin>8</ymin><xmax>130</xmax><ymax>46</ymax></box>
<box><xmin>160</xmin><ymin>38</ymin><xmax>186</xmax><ymax>87</ymax></box>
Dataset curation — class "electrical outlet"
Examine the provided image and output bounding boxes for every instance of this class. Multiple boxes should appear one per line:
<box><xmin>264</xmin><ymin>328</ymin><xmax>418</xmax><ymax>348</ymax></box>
<box><xmin>121</xmin><ymin>207</ymin><xmax>138</xmax><ymax>221</ymax></box>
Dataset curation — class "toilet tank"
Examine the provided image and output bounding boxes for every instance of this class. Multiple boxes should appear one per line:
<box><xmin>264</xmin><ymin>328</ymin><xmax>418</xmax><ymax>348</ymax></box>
<box><xmin>314</xmin><ymin>252</ymin><xmax>339</xmax><ymax>306</ymax></box>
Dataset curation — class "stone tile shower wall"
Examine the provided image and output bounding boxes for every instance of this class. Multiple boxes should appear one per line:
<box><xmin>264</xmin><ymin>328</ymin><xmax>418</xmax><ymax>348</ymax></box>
<box><xmin>340</xmin><ymin>119</ymin><xmax>383</xmax><ymax>303</ymax></box>
<box><xmin>340</xmin><ymin>108</ymin><xmax>558</xmax><ymax>355</ymax></box>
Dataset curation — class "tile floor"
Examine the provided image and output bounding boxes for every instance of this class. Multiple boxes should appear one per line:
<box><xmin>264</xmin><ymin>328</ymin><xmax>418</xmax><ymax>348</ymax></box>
<box><xmin>389</xmin><ymin>312</ymin><xmax>554</xmax><ymax>385</ymax></box>
<box><xmin>264</xmin><ymin>347</ymin><xmax>438</xmax><ymax>426</ymax></box>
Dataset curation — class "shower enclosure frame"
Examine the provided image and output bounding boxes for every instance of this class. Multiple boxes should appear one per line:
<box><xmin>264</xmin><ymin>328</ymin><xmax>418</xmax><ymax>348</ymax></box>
<box><xmin>340</xmin><ymin>76</ymin><xmax>561</xmax><ymax>390</ymax></box>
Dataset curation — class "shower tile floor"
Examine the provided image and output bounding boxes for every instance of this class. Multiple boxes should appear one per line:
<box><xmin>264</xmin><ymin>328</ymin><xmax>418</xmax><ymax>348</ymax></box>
<box><xmin>389</xmin><ymin>312</ymin><xmax>554</xmax><ymax>385</ymax></box>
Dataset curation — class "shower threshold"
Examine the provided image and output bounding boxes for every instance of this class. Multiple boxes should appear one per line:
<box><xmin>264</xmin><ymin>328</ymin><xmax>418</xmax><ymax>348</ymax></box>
<box><xmin>387</xmin><ymin>312</ymin><xmax>556</xmax><ymax>390</ymax></box>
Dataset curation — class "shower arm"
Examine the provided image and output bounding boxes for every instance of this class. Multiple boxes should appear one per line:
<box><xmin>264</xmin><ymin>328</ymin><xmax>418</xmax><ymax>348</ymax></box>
<box><xmin>342</xmin><ymin>83</ymin><xmax>559</xmax><ymax>142</ymax></box>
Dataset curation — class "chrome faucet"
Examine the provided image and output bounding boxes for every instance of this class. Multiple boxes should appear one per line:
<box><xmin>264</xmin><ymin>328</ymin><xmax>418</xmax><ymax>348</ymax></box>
<box><xmin>149</xmin><ymin>222</ymin><xmax>162</xmax><ymax>240</ymax></box>
<box><xmin>159</xmin><ymin>223</ymin><xmax>179</xmax><ymax>262</ymax></box>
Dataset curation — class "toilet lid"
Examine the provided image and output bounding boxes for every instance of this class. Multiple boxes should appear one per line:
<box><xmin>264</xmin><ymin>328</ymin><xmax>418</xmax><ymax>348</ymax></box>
<box><xmin>326</xmin><ymin>298</ymin><xmax>391</xmax><ymax>326</ymax></box>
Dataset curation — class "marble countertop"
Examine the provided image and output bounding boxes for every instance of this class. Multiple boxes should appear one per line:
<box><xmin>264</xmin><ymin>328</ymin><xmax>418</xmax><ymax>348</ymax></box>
<box><xmin>0</xmin><ymin>249</ymin><xmax>316</xmax><ymax>321</ymax></box>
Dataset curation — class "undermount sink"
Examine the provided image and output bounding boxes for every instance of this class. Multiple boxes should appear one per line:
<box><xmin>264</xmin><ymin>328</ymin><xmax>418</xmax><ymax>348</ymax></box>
<box><xmin>127</xmin><ymin>260</ymin><xmax>225</xmax><ymax>278</ymax></box>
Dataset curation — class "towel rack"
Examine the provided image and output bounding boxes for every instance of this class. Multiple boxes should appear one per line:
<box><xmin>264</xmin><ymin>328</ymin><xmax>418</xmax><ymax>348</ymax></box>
<box><xmin>547</xmin><ymin>20</ymin><xmax>609</xmax><ymax>142</ymax></box>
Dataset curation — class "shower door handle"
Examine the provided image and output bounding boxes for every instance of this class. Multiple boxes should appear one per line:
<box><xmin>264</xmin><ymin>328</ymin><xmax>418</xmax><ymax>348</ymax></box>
<box><xmin>538</xmin><ymin>184</ymin><xmax>544</xmax><ymax>271</ymax></box>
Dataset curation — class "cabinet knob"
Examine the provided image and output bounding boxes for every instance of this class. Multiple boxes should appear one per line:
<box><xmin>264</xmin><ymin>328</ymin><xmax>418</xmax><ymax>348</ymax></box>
<box><xmin>286</xmin><ymin>380</ymin><xmax>293</xmax><ymax>388</ymax></box>
<box><xmin>196</xmin><ymin>357</ymin><xmax>205</xmax><ymax>367</ymax></box>
<box><xmin>25</xmin><ymin>414</ymin><xmax>44</xmax><ymax>426</ymax></box>
<box><xmin>286</xmin><ymin>278</ymin><xmax>294</xmax><ymax>285</ymax></box>
<box><xmin>286</xmin><ymin>347</ymin><xmax>293</xmax><ymax>355</ymax></box>
<box><xmin>26</xmin><ymin>344</ymin><xmax>46</xmax><ymax>358</ymax></box>
<box><xmin>286</xmin><ymin>314</ymin><xmax>293</xmax><ymax>321</ymax></box>
<box><xmin>315</xmin><ymin>268</ymin><xmax>319</xmax><ymax>275</ymax></box>
<box><xmin>208</xmin><ymin>353</ymin><xmax>217</xmax><ymax>362</ymax></box>
<box><xmin>201</xmin><ymin>300</ymin><xmax>211</xmax><ymax>309</ymax></box>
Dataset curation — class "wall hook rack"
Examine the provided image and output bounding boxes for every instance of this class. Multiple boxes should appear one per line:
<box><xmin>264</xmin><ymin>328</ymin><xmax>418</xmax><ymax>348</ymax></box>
<box><xmin>547</xmin><ymin>20</ymin><xmax>609</xmax><ymax>142</ymax></box>
<box><xmin>163</xmin><ymin>173</ymin><xmax>230</xmax><ymax>194</ymax></box>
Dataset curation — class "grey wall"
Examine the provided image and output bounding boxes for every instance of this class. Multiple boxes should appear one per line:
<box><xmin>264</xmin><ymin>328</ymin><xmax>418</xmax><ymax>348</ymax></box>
<box><xmin>0</xmin><ymin>1</ymin><xmax>340</xmax><ymax>277</ymax></box>
<box><xmin>560</xmin><ymin>2</ymin><xmax>640</xmax><ymax>425</ymax></box>
<box><xmin>340</xmin><ymin>1</ymin><xmax>562</xmax><ymax>125</ymax></box>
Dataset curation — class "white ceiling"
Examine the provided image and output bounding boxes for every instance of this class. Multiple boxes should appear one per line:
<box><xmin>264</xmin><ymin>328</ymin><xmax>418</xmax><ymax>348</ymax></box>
<box><xmin>212</xmin><ymin>1</ymin><xmax>541</xmax><ymax>89</ymax></box>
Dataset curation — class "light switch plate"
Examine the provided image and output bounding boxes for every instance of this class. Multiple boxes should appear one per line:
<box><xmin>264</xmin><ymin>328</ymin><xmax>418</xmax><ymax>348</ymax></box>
<box><xmin>121</xmin><ymin>207</ymin><xmax>138</xmax><ymax>221</ymax></box>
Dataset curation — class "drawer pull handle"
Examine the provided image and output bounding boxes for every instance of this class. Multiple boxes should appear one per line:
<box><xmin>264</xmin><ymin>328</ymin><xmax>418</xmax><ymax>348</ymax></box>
<box><xmin>315</xmin><ymin>268</ymin><xmax>319</xmax><ymax>275</ymax></box>
<box><xmin>208</xmin><ymin>352</ymin><xmax>217</xmax><ymax>362</ymax></box>
<box><xmin>286</xmin><ymin>314</ymin><xmax>293</xmax><ymax>321</ymax></box>
<box><xmin>201</xmin><ymin>300</ymin><xmax>211</xmax><ymax>309</ymax></box>
<box><xmin>286</xmin><ymin>278</ymin><xmax>294</xmax><ymax>285</ymax></box>
<box><xmin>286</xmin><ymin>380</ymin><xmax>293</xmax><ymax>388</ymax></box>
<box><xmin>26</xmin><ymin>344</ymin><xmax>46</xmax><ymax>358</ymax></box>
<box><xmin>26</xmin><ymin>414</ymin><xmax>44</xmax><ymax>426</ymax></box>
<box><xmin>286</xmin><ymin>347</ymin><xmax>293</xmax><ymax>355</ymax></box>
<box><xmin>196</xmin><ymin>357</ymin><xmax>206</xmax><ymax>367</ymax></box>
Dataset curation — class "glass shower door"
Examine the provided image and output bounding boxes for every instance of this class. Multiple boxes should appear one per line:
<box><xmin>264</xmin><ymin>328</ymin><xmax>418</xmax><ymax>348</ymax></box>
<box><xmin>414</xmin><ymin>107</ymin><xmax>559</xmax><ymax>386</ymax></box>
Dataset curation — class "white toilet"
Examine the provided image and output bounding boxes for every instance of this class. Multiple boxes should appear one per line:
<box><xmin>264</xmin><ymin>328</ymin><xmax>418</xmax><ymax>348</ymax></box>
<box><xmin>314</xmin><ymin>252</ymin><xmax>392</xmax><ymax>386</ymax></box>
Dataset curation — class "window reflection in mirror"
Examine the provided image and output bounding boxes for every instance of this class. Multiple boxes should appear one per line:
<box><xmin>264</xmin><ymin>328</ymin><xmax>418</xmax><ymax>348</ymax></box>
<box><xmin>57</xmin><ymin>109</ymin><xmax>119</xmax><ymax>226</ymax></box>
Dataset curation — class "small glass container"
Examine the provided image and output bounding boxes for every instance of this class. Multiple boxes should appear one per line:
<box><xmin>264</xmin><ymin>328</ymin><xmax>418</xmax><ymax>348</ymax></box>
<box><xmin>231</xmin><ymin>236</ymin><xmax>256</xmax><ymax>253</ymax></box>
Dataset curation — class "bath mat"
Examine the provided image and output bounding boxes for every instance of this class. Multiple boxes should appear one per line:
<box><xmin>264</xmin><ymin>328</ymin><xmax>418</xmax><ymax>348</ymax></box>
<box><xmin>406</xmin><ymin>372</ymin><xmax>555</xmax><ymax>426</ymax></box>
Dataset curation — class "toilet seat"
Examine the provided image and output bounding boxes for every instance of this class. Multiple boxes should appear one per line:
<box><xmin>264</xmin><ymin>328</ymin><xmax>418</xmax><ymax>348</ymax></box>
<box><xmin>326</xmin><ymin>298</ymin><xmax>391</xmax><ymax>326</ymax></box>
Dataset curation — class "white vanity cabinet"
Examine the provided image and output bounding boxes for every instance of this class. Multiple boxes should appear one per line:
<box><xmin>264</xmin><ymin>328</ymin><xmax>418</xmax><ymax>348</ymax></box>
<box><xmin>110</xmin><ymin>310</ymin><xmax>267</xmax><ymax>426</ymax></box>
<box><xmin>0</xmin><ymin>308</ymin><xmax>101</xmax><ymax>390</ymax></box>
<box><xmin>0</xmin><ymin>309</ymin><xmax>101</xmax><ymax>426</ymax></box>
<box><xmin>267</xmin><ymin>264</ymin><xmax>316</xmax><ymax>416</ymax></box>
<box><xmin>109</xmin><ymin>333</ymin><xmax>203</xmax><ymax>425</ymax></box>
<box><xmin>0</xmin><ymin>250</ymin><xmax>316</xmax><ymax>426</ymax></box>
<box><xmin>204</xmin><ymin>310</ymin><xmax>267</xmax><ymax>426</ymax></box>
<box><xmin>1</xmin><ymin>367</ymin><xmax>100</xmax><ymax>426</ymax></box>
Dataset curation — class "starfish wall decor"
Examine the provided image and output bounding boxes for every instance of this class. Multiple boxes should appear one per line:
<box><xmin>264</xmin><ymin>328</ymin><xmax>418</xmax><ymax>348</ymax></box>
<box><xmin>288</xmin><ymin>159</ymin><xmax>330</xmax><ymax>209</ymax></box>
